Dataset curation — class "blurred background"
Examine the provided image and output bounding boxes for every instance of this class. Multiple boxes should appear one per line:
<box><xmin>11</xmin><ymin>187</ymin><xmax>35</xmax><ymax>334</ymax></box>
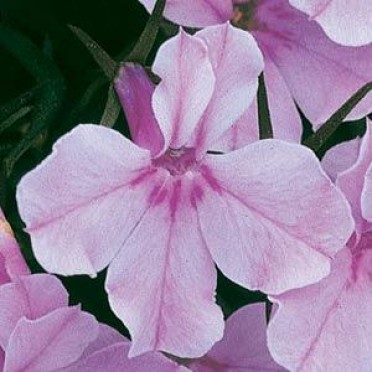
<box><xmin>0</xmin><ymin>0</ymin><xmax>366</xmax><ymax>336</ymax></box>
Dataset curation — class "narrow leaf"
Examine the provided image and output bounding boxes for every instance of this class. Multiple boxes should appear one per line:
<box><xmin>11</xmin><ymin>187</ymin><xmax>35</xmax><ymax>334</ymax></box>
<box><xmin>68</xmin><ymin>25</ymin><xmax>117</xmax><ymax>80</ymax></box>
<box><xmin>257</xmin><ymin>73</ymin><xmax>273</xmax><ymax>140</ymax></box>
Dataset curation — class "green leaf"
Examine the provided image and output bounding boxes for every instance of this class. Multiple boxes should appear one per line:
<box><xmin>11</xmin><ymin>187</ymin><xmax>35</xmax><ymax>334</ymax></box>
<box><xmin>257</xmin><ymin>73</ymin><xmax>273</xmax><ymax>140</ymax></box>
<box><xmin>304</xmin><ymin>82</ymin><xmax>372</xmax><ymax>154</ymax></box>
<box><xmin>0</xmin><ymin>106</ymin><xmax>32</xmax><ymax>136</ymax></box>
<box><xmin>125</xmin><ymin>0</ymin><xmax>167</xmax><ymax>65</ymax></box>
<box><xmin>68</xmin><ymin>25</ymin><xmax>117</xmax><ymax>80</ymax></box>
<box><xmin>100</xmin><ymin>84</ymin><xmax>121</xmax><ymax>128</ymax></box>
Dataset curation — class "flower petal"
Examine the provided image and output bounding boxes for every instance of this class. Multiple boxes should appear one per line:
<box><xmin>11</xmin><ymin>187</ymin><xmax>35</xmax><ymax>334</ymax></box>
<box><xmin>189</xmin><ymin>23</ymin><xmax>263</xmax><ymax>153</ymax></box>
<box><xmin>106</xmin><ymin>177</ymin><xmax>224</xmax><ymax>358</ymax></box>
<box><xmin>191</xmin><ymin>303</ymin><xmax>284</xmax><ymax>371</ymax></box>
<box><xmin>4</xmin><ymin>306</ymin><xmax>99</xmax><ymax>372</ymax></box>
<box><xmin>17</xmin><ymin>124</ymin><xmax>167</xmax><ymax>276</ymax></box>
<box><xmin>322</xmin><ymin>138</ymin><xmax>362</xmax><ymax>182</ymax></box>
<box><xmin>198</xmin><ymin>140</ymin><xmax>353</xmax><ymax>294</ymax></box>
<box><xmin>138</xmin><ymin>0</ymin><xmax>233</xmax><ymax>27</ymax></box>
<box><xmin>253</xmin><ymin>0</ymin><xmax>372</xmax><ymax>127</ymax></box>
<box><xmin>0</xmin><ymin>209</ymin><xmax>30</xmax><ymax>283</ymax></box>
<box><xmin>63</xmin><ymin>342</ymin><xmax>188</xmax><ymax>372</ymax></box>
<box><xmin>152</xmin><ymin>29</ymin><xmax>215</xmax><ymax>150</ymax></box>
<box><xmin>336</xmin><ymin>123</ymin><xmax>372</xmax><ymax>235</ymax></box>
<box><xmin>362</xmin><ymin>164</ymin><xmax>372</xmax><ymax>223</ymax></box>
<box><xmin>0</xmin><ymin>273</ymin><xmax>68</xmax><ymax>349</ymax></box>
<box><xmin>210</xmin><ymin>108</ymin><xmax>259</xmax><ymax>152</ymax></box>
<box><xmin>289</xmin><ymin>0</ymin><xmax>372</xmax><ymax>46</ymax></box>
<box><xmin>115</xmin><ymin>63</ymin><xmax>164</xmax><ymax>155</ymax></box>
<box><xmin>268</xmin><ymin>245</ymin><xmax>372</xmax><ymax>371</ymax></box>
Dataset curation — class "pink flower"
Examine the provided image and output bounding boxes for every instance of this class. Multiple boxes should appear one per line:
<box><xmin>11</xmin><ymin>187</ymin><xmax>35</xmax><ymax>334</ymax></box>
<box><xmin>289</xmin><ymin>0</ymin><xmax>372</xmax><ymax>46</ymax></box>
<box><xmin>17</xmin><ymin>25</ymin><xmax>353</xmax><ymax>358</ymax></box>
<box><xmin>190</xmin><ymin>303</ymin><xmax>285</xmax><ymax>371</ymax></box>
<box><xmin>0</xmin><ymin>208</ymin><xmax>30</xmax><ymax>284</ymax></box>
<box><xmin>139</xmin><ymin>0</ymin><xmax>372</xmax><ymax>146</ymax></box>
<box><xmin>267</xmin><ymin>122</ymin><xmax>372</xmax><ymax>371</ymax></box>
<box><xmin>0</xmin><ymin>273</ymin><xmax>186</xmax><ymax>372</ymax></box>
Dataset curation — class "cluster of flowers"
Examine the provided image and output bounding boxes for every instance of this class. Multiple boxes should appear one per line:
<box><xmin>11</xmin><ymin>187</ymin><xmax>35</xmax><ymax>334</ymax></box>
<box><xmin>1</xmin><ymin>0</ymin><xmax>371</xmax><ymax>370</ymax></box>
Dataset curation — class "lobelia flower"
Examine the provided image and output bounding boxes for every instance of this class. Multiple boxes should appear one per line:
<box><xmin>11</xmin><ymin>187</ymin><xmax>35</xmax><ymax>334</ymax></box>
<box><xmin>267</xmin><ymin>121</ymin><xmax>372</xmax><ymax>371</ymax></box>
<box><xmin>0</xmin><ymin>273</ymin><xmax>187</xmax><ymax>372</ymax></box>
<box><xmin>0</xmin><ymin>208</ymin><xmax>30</xmax><ymax>284</ymax></box>
<box><xmin>17</xmin><ymin>24</ymin><xmax>353</xmax><ymax>358</ymax></box>
<box><xmin>289</xmin><ymin>0</ymin><xmax>372</xmax><ymax>47</ymax></box>
<box><xmin>190</xmin><ymin>303</ymin><xmax>285</xmax><ymax>371</ymax></box>
<box><xmin>139</xmin><ymin>0</ymin><xmax>372</xmax><ymax>148</ymax></box>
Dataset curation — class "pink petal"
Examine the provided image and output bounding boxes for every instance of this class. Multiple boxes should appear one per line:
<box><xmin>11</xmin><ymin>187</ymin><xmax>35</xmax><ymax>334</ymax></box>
<box><xmin>64</xmin><ymin>342</ymin><xmax>188</xmax><ymax>372</ymax></box>
<box><xmin>198</xmin><ymin>140</ymin><xmax>353</xmax><ymax>294</ymax></box>
<box><xmin>0</xmin><ymin>273</ymin><xmax>68</xmax><ymax>350</ymax></box>
<box><xmin>106</xmin><ymin>178</ymin><xmax>224</xmax><ymax>358</ymax></box>
<box><xmin>152</xmin><ymin>29</ymin><xmax>215</xmax><ymax>150</ymax></box>
<box><xmin>263</xmin><ymin>57</ymin><xmax>302</xmax><ymax>142</ymax></box>
<box><xmin>336</xmin><ymin>123</ymin><xmax>372</xmax><ymax>235</ymax></box>
<box><xmin>253</xmin><ymin>0</ymin><xmax>372</xmax><ymax>128</ymax></box>
<box><xmin>138</xmin><ymin>0</ymin><xmax>233</xmax><ymax>27</ymax></box>
<box><xmin>322</xmin><ymin>138</ymin><xmax>362</xmax><ymax>182</ymax></box>
<box><xmin>115</xmin><ymin>63</ymin><xmax>164</xmax><ymax>156</ymax></box>
<box><xmin>210</xmin><ymin>108</ymin><xmax>259</xmax><ymax>152</ymax></box>
<box><xmin>0</xmin><ymin>209</ymin><xmax>30</xmax><ymax>283</ymax></box>
<box><xmin>289</xmin><ymin>0</ymin><xmax>372</xmax><ymax>46</ymax></box>
<box><xmin>4</xmin><ymin>306</ymin><xmax>99</xmax><ymax>372</ymax></box>
<box><xmin>64</xmin><ymin>324</ymin><xmax>188</xmax><ymax>371</ymax></box>
<box><xmin>191</xmin><ymin>303</ymin><xmax>284</xmax><ymax>371</ymax></box>
<box><xmin>362</xmin><ymin>164</ymin><xmax>372</xmax><ymax>223</ymax></box>
<box><xmin>268</xmin><ymin>244</ymin><xmax>372</xmax><ymax>371</ymax></box>
<box><xmin>211</xmin><ymin>56</ymin><xmax>302</xmax><ymax>152</ymax></box>
<box><xmin>188</xmin><ymin>23</ymin><xmax>263</xmax><ymax>153</ymax></box>
<box><xmin>17</xmin><ymin>124</ymin><xmax>167</xmax><ymax>276</ymax></box>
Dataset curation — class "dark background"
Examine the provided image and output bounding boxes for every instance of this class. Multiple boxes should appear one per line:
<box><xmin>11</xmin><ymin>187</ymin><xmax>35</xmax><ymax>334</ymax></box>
<box><xmin>0</xmin><ymin>0</ymin><xmax>366</xmax><ymax>336</ymax></box>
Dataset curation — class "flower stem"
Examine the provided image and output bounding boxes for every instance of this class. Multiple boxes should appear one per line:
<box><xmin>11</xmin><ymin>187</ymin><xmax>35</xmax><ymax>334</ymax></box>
<box><xmin>304</xmin><ymin>82</ymin><xmax>372</xmax><ymax>153</ymax></box>
<box><xmin>126</xmin><ymin>0</ymin><xmax>167</xmax><ymax>65</ymax></box>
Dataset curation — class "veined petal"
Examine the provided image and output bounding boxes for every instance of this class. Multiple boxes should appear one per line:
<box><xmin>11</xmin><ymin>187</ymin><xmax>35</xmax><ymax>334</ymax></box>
<box><xmin>106</xmin><ymin>177</ymin><xmax>224</xmax><ymax>358</ymax></box>
<box><xmin>191</xmin><ymin>303</ymin><xmax>284</xmax><ymax>371</ymax></box>
<box><xmin>263</xmin><ymin>57</ymin><xmax>302</xmax><ymax>143</ymax></box>
<box><xmin>198</xmin><ymin>140</ymin><xmax>353</xmax><ymax>294</ymax></box>
<box><xmin>210</xmin><ymin>108</ymin><xmax>259</xmax><ymax>152</ymax></box>
<box><xmin>253</xmin><ymin>0</ymin><xmax>372</xmax><ymax>128</ymax></box>
<box><xmin>63</xmin><ymin>324</ymin><xmax>188</xmax><ymax>372</ymax></box>
<box><xmin>322</xmin><ymin>138</ymin><xmax>362</xmax><ymax>182</ymax></box>
<box><xmin>17</xmin><ymin>124</ymin><xmax>167</xmax><ymax>277</ymax></box>
<box><xmin>189</xmin><ymin>23</ymin><xmax>263</xmax><ymax>153</ymax></box>
<box><xmin>152</xmin><ymin>29</ymin><xmax>215</xmax><ymax>150</ymax></box>
<box><xmin>0</xmin><ymin>274</ymin><xmax>68</xmax><ymax>349</ymax></box>
<box><xmin>289</xmin><ymin>0</ymin><xmax>372</xmax><ymax>46</ymax></box>
<box><xmin>268</xmin><ymin>246</ymin><xmax>372</xmax><ymax>371</ymax></box>
<box><xmin>362</xmin><ymin>165</ymin><xmax>372</xmax><ymax>223</ymax></box>
<box><xmin>138</xmin><ymin>0</ymin><xmax>233</xmax><ymax>27</ymax></box>
<box><xmin>115</xmin><ymin>64</ymin><xmax>164</xmax><ymax>156</ymax></box>
<box><xmin>336</xmin><ymin>123</ymin><xmax>372</xmax><ymax>235</ymax></box>
<box><xmin>4</xmin><ymin>306</ymin><xmax>98</xmax><ymax>372</ymax></box>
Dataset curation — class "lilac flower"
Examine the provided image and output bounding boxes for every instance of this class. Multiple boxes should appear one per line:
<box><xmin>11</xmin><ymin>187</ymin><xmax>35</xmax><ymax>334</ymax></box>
<box><xmin>0</xmin><ymin>273</ymin><xmax>186</xmax><ymax>372</ymax></box>
<box><xmin>267</xmin><ymin>122</ymin><xmax>372</xmax><ymax>371</ymax></box>
<box><xmin>17</xmin><ymin>25</ymin><xmax>352</xmax><ymax>357</ymax></box>
<box><xmin>139</xmin><ymin>0</ymin><xmax>372</xmax><ymax>147</ymax></box>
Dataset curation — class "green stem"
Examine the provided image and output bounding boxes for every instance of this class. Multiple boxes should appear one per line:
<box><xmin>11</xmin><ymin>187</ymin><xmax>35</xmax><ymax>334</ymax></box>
<box><xmin>68</xmin><ymin>25</ymin><xmax>117</xmax><ymax>80</ymax></box>
<box><xmin>304</xmin><ymin>82</ymin><xmax>372</xmax><ymax>153</ymax></box>
<box><xmin>257</xmin><ymin>73</ymin><xmax>273</xmax><ymax>140</ymax></box>
<box><xmin>126</xmin><ymin>0</ymin><xmax>167</xmax><ymax>65</ymax></box>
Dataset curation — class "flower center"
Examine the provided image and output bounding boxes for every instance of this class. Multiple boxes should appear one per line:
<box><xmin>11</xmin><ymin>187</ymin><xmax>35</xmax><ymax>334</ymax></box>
<box><xmin>153</xmin><ymin>147</ymin><xmax>197</xmax><ymax>176</ymax></box>
<box><xmin>231</xmin><ymin>1</ymin><xmax>261</xmax><ymax>31</ymax></box>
